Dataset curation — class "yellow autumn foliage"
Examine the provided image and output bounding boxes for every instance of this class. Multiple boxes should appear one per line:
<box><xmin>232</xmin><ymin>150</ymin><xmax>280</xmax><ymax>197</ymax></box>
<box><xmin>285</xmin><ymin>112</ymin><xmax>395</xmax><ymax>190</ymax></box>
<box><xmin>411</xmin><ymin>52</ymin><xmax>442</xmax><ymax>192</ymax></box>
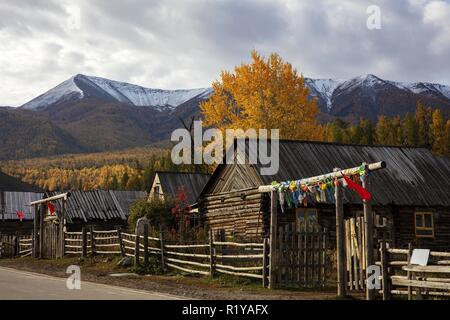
<box><xmin>201</xmin><ymin>51</ymin><xmax>322</xmax><ymax>140</ymax></box>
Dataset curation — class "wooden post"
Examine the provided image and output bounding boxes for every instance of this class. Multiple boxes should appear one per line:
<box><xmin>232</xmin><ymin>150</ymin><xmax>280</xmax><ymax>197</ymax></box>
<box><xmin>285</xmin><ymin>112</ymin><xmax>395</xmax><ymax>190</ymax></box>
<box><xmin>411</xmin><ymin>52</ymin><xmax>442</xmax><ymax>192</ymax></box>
<box><xmin>90</xmin><ymin>226</ymin><xmax>95</xmax><ymax>257</ymax></box>
<box><xmin>39</xmin><ymin>204</ymin><xmax>45</xmax><ymax>259</ymax></box>
<box><xmin>59</xmin><ymin>199</ymin><xmax>66</xmax><ymax>259</ymax></box>
<box><xmin>407</xmin><ymin>243</ymin><xmax>413</xmax><ymax>300</ymax></box>
<box><xmin>13</xmin><ymin>234</ymin><xmax>18</xmax><ymax>257</ymax></box>
<box><xmin>116</xmin><ymin>226</ymin><xmax>125</xmax><ymax>257</ymax></box>
<box><xmin>262</xmin><ymin>237</ymin><xmax>269</xmax><ymax>288</ymax></box>
<box><xmin>33</xmin><ymin>204</ymin><xmax>39</xmax><ymax>258</ymax></box>
<box><xmin>159</xmin><ymin>230</ymin><xmax>165</xmax><ymax>272</ymax></box>
<box><xmin>209</xmin><ymin>229</ymin><xmax>215</xmax><ymax>277</ymax></box>
<box><xmin>143</xmin><ymin>224</ymin><xmax>149</xmax><ymax>268</ymax></box>
<box><xmin>335</xmin><ymin>169</ymin><xmax>347</xmax><ymax>298</ymax></box>
<box><xmin>134</xmin><ymin>233</ymin><xmax>140</xmax><ymax>268</ymax></box>
<box><xmin>81</xmin><ymin>227</ymin><xmax>87</xmax><ymax>258</ymax></box>
<box><xmin>362</xmin><ymin>163</ymin><xmax>375</xmax><ymax>300</ymax></box>
<box><xmin>380</xmin><ymin>239</ymin><xmax>390</xmax><ymax>300</ymax></box>
<box><xmin>268</xmin><ymin>190</ymin><xmax>278</xmax><ymax>289</ymax></box>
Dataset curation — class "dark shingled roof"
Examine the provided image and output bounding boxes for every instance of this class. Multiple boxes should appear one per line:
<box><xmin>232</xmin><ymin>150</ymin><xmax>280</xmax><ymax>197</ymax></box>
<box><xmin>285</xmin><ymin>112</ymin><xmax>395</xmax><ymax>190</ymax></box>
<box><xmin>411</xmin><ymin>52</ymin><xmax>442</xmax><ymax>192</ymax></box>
<box><xmin>156</xmin><ymin>171</ymin><xmax>211</xmax><ymax>204</ymax></box>
<box><xmin>0</xmin><ymin>171</ymin><xmax>42</xmax><ymax>192</ymax></box>
<box><xmin>48</xmin><ymin>190</ymin><xmax>147</xmax><ymax>223</ymax></box>
<box><xmin>205</xmin><ymin>140</ymin><xmax>450</xmax><ymax>207</ymax></box>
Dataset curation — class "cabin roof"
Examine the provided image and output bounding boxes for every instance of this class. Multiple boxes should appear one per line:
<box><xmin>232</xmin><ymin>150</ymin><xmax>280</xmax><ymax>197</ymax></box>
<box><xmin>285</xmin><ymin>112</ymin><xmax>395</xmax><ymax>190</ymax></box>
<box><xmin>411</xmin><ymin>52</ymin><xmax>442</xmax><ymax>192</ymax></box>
<box><xmin>47</xmin><ymin>190</ymin><xmax>147</xmax><ymax>223</ymax></box>
<box><xmin>0</xmin><ymin>191</ymin><xmax>44</xmax><ymax>220</ymax></box>
<box><xmin>155</xmin><ymin>171</ymin><xmax>211</xmax><ymax>205</ymax></box>
<box><xmin>0</xmin><ymin>171</ymin><xmax>42</xmax><ymax>192</ymax></box>
<box><xmin>201</xmin><ymin>140</ymin><xmax>450</xmax><ymax>207</ymax></box>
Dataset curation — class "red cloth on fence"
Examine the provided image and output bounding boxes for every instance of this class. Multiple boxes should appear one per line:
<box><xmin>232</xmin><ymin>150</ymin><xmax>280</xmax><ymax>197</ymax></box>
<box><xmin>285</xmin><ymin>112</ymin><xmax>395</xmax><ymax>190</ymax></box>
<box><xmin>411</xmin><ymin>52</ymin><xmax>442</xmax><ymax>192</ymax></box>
<box><xmin>342</xmin><ymin>175</ymin><xmax>372</xmax><ymax>201</ymax></box>
<box><xmin>17</xmin><ymin>211</ymin><xmax>24</xmax><ymax>222</ymax></box>
<box><xmin>48</xmin><ymin>202</ymin><xmax>56</xmax><ymax>215</ymax></box>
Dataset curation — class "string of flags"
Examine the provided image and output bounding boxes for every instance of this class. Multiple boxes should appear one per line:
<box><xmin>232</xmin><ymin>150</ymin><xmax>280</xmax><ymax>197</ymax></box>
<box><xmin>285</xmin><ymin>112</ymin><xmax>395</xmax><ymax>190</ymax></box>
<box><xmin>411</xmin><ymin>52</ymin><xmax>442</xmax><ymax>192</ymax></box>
<box><xmin>271</xmin><ymin>165</ymin><xmax>372</xmax><ymax>213</ymax></box>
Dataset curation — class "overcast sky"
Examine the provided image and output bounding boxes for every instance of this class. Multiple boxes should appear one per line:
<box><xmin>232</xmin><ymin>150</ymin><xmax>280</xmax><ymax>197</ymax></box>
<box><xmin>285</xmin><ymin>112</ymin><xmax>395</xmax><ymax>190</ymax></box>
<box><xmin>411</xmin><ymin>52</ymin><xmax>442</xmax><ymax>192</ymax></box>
<box><xmin>1</xmin><ymin>0</ymin><xmax>450</xmax><ymax>106</ymax></box>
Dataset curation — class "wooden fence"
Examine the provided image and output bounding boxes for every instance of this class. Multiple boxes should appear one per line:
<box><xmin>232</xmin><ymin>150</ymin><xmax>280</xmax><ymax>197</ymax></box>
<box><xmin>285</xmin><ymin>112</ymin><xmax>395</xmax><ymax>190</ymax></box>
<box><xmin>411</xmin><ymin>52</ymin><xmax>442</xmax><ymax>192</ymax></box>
<box><xmin>63</xmin><ymin>227</ymin><xmax>268</xmax><ymax>285</ymax></box>
<box><xmin>0</xmin><ymin>233</ymin><xmax>32</xmax><ymax>258</ymax></box>
<box><xmin>273</xmin><ymin>223</ymin><xmax>329</xmax><ymax>288</ymax></box>
<box><xmin>378</xmin><ymin>242</ymin><xmax>450</xmax><ymax>299</ymax></box>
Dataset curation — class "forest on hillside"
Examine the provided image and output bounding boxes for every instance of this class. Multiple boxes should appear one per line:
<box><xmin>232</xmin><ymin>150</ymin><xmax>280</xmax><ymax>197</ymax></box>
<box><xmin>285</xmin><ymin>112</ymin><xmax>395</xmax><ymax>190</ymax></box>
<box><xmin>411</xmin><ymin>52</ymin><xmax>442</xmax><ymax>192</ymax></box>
<box><xmin>1</xmin><ymin>102</ymin><xmax>447</xmax><ymax>192</ymax></box>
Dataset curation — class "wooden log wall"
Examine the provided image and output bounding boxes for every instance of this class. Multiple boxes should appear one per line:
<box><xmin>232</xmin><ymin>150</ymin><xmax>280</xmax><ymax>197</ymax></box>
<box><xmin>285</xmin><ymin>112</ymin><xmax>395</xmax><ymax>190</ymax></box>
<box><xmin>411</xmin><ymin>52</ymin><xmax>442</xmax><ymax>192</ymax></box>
<box><xmin>392</xmin><ymin>206</ymin><xmax>450</xmax><ymax>251</ymax></box>
<box><xmin>200</xmin><ymin>188</ymin><xmax>265</xmax><ymax>241</ymax></box>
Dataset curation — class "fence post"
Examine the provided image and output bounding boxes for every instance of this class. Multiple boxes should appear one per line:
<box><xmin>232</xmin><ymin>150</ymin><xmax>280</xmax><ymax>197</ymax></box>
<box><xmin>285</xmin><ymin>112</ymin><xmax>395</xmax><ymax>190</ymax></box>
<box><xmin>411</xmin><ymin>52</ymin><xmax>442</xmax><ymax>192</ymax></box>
<box><xmin>81</xmin><ymin>227</ymin><xmax>87</xmax><ymax>258</ymax></box>
<box><xmin>209</xmin><ymin>229</ymin><xmax>215</xmax><ymax>277</ymax></box>
<box><xmin>263</xmin><ymin>237</ymin><xmax>269</xmax><ymax>288</ymax></box>
<box><xmin>90</xmin><ymin>226</ymin><xmax>96</xmax><ymax>257</ymax></box>
<box><xmin>33</xmin><ymin>204</ymin><xmax>38</xmax><ymax>258</ymax></box>
<box><xmin>134</xmin><ymin>233</ymin><xmax>140</xmax><ymax>268</ymax></box>
<box><xmin>407</xmin><ymin>243</ymin><xmax>413</xmax><ymax>300</ymax></box>
<box><xmin>143</xmin><ymin>224</ymin><xmax>149</xmax><ymax>268</ymax></box>
<box><xmin>380</xmin><ymin>240</ymin><xmax>390</xmax><ymax>300</ymax></box>
<box><xmin>14</xmin><ymin>233</ymin><xmax>19</xmax><ymax>258</ymax></box>
<box><xmin>361</xmin><ymin>163</ymin><xmax>375</xmax><ymax>300</ymax></box>
<box><xmin>334</xmin><ymin>169</ymin><xmax>347</xmax><ymax>298</ymax></box>
<box><xmin>268</xmin><ymin>190</ymin><xmax>278</xmax><ymax>289</ymax></box>
<box><xmin>159</xmin><ymin>230</ymin><xmax>165</xmax><ymax>272</ymax></box>
<box><xmin>116</xmin><ymin>226</ymin><xmax>125</xmax><ymax>257</ymax></box>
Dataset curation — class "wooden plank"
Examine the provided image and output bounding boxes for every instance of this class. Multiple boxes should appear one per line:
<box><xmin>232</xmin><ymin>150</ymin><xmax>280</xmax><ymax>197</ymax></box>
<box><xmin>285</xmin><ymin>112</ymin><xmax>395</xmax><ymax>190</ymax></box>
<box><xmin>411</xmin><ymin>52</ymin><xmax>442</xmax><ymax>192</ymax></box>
<box><xmin>262</xmin><ymin>237</ymin><xmax>269</xmax><ymax>288</ymax></box>
<box><xmin>362</xmin><ymin>165</ymin><xmax>374</xmax><ymax>300</ymax></box>
<box><xmin>392</xmin><ymin>278</ymin><xmax>450</xmax><ymax>290</ymax></box>
<box><xmin>82</xmin><ymin>227</ymin><xmax>87</xmax><ymax>257</ymax></box>
<box><xmin>215</xmin><ymin>268</ymin><xmax>263</xmax><ymax>279</ymax></box>
<box><xmin>209</xmin><ymin>229</ymin><xmax>215</xmax><ymax>276</ymax></box>
<box><xmin>166</xmin><ymin>262</ymin><xmax>210</xmax><ymax>275</ymax></box>
<box><xmin>345</xmin><ymin>219</ymin><xmax>352</xmax><ymax>289</ymax></box>
<box><xmin>402</xmin><ymin>265</ymin><xmax>450</xmax><ymax>273</ymax></box>
<box><xmin>159</xmin><ymin>230</ymin><xmax>166</xmax><ymax>272</ymax></box>
<box><xmin>116</xmin><ymin>226</ymin><xmax>125</xmax><ymax>257</ymax></box>
<box><xmin>335</xmin><ymin>176</ymin><xmax>346</xmax><ymax>297</ymax></box>
<box><xmin>143</xmin><ymin>224</ymin><xmax>149</xmax><ymax>267</ymax></box>
<box><xmin>268</xmin><ymin>190</ymin><xmax>277</xmax><ymax>289</ymax></box>
<box><xmin>380</xmin><ymin>240</ymin><xmax>390</xmax><ymax>300</ymax></box>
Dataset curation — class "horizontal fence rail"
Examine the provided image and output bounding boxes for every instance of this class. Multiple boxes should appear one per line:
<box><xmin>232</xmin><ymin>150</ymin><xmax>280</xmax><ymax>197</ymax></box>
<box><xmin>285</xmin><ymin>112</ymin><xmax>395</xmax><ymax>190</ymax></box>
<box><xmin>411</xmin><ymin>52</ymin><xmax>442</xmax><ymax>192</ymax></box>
<box><xmin>60</xmin><ymin>227</ymin><xmax>269</xmax><ymax>285</ymax></box>
<box><xmin>378</xmin><ymin>242</ymin><xmax>450</xmax><ymax>300</ymax></box>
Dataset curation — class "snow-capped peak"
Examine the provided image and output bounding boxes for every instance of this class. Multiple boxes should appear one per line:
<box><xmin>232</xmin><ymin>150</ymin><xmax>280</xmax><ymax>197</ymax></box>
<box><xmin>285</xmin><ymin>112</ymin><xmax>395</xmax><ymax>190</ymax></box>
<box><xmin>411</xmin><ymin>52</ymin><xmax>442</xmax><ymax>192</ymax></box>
<box><xmin>21</xmin><ymin>74</ymin><xmax>212</xmax><ymax>110</ymax></box>
<box><xmin>305</xmin><ymin>74</ymin><xmax>450</xmax><ymax>111</ymax></box>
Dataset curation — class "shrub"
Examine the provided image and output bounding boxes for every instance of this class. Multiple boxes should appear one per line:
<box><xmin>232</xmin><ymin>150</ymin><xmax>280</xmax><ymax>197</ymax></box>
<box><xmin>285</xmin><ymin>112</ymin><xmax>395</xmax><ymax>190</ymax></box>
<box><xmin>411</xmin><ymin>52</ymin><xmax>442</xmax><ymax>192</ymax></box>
<box><xmin>128</xmin><ymin>197</ymin><xmax>176</xmax><ymax>232</ymax></box>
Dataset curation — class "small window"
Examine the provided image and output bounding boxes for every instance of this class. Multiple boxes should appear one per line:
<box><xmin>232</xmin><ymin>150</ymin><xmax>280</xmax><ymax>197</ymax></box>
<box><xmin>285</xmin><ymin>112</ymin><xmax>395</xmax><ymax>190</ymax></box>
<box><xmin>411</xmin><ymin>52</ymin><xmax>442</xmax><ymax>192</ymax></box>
<box><xmin>415</xmin><ymin>212</ymin><xmax>434</xmax><ymax>238</ymax></box>
<box><xmin>153</xmin><ymin>186</ymin><xmax>160</xmax><ymax>199</ymax></box>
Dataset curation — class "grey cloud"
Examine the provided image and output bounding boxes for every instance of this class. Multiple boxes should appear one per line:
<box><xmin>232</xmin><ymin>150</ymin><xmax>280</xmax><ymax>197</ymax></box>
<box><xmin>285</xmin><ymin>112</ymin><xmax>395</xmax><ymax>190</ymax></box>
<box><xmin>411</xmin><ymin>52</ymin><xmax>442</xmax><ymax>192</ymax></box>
<box><xmin>0</xmin><ymin>0</ymin><xmax>449</xmax><ymax>106</ymax></box>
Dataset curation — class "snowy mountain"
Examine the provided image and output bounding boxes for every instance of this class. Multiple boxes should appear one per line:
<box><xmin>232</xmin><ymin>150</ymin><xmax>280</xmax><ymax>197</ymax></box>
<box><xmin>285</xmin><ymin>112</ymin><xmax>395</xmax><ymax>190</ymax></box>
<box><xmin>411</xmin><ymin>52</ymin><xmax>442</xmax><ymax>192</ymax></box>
<box><xmin>305</xmin><ymin>74</ymin><xmax>450</xmax><ymax>112</ymax></box>
<box><xmin>21</xmin><ymin>74</ymin><xmax>212</xmax><ymax>111</ymax></box>
<box><xmin>2</xmin><ymin>73</ymin><xmax>448</xmax><ymax>160</ymax></box>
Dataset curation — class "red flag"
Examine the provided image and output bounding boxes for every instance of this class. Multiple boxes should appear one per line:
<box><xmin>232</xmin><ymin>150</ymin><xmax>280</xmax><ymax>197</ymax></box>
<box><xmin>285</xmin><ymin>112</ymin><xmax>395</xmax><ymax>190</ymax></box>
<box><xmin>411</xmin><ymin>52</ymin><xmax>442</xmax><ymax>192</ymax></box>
<box><xmin>17</xmin><ymin>211</ymin><xmax>24</xmax><ymax>222</ymax></box>
<box><xmin>48</xmin><ymin>202</ymin><xmax>56</xmax><ymax>215</ymax></box>
<box><xmin>342</xmin><ymin>175</ymin><xmax>372</xmax><ymax>201</ymax></box>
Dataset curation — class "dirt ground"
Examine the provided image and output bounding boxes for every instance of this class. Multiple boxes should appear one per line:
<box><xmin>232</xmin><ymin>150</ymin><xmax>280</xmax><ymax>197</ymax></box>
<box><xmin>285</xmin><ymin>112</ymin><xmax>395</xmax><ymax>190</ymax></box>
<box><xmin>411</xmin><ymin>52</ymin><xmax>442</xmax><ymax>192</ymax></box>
<box><xmin>0</xmin><ymin>257</ymin><xmax>363</xmax><ymax>300</ymax></box>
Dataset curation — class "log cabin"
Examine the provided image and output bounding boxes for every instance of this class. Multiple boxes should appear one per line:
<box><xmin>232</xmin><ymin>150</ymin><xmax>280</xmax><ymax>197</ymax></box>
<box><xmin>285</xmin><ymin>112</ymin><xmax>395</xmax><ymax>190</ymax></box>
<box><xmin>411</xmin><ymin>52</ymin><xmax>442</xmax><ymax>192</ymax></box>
<box><xmin>198</xmin><ymin>140</ymin><xmax>450</xmax><ymax>250</ymax></box>
<box><xmin>0</xmin><ymin>170</ymin><xmax>43</xmax><ymax>234</ymax></box>
<box><xmin>44</xmin><ymin>190</ymin><xmax>147</xmax><ymax>231</ymax></box>
<box><xmin>148</xmin><ymin>171</ymin><xmax>211</xmax><ymax>206</ymax></box>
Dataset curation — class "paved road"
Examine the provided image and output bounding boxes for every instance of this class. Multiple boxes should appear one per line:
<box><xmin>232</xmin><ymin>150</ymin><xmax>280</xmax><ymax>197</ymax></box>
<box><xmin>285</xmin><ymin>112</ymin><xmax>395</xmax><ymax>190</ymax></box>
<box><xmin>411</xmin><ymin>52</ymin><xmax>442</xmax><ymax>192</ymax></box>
<box><xmin>0</xmin><ymin>266</ymin><xmax>182</xmax><ymax>300</ymax></box>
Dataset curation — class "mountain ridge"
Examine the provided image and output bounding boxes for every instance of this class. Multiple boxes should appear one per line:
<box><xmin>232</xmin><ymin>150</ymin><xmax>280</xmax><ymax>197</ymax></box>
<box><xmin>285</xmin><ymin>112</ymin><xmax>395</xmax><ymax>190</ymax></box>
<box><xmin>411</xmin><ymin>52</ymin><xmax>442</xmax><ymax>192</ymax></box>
<box><xmin>1</xmin><ymin>73</ymin><xmax>448</xmax><ymax>160</ymax></box>
<box><xmin>21</xmin><ymin>74</ymin><xmax>212</xmax><ymax>111</ymax></box>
